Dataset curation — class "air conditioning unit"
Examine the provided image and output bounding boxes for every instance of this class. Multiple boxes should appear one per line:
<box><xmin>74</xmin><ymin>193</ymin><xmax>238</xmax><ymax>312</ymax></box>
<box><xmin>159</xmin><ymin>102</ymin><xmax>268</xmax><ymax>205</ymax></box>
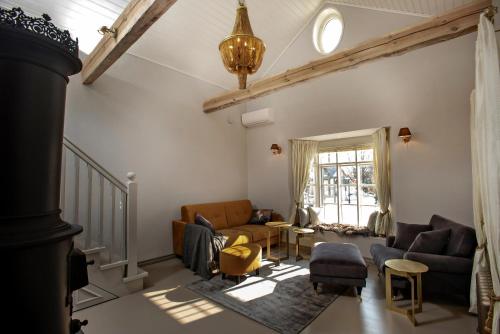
<box><xmin>241</xmin><ymin>108</ymin><xmax>274</xmax><ymax>128</ymax></box>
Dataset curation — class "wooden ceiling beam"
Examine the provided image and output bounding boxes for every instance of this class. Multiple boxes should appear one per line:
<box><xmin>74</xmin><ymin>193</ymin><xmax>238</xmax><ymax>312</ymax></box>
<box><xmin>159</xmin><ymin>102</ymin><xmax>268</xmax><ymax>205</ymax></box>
<box><xmin>203</xmin><ymin>0</ymin><xmax>491</xmax><ymax>113</ymax></box>
<box><xmin>81</xmin><ymin>0</ymin><xmax>177</xmax><ymax>84</ymax></box>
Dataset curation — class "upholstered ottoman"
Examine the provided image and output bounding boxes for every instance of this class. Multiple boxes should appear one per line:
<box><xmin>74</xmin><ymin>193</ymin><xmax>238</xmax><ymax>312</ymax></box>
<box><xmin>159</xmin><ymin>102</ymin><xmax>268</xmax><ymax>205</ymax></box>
<box><xmin>310</xmin><ymin>242</ymin><xmax>367</xmax><ymax>297</ymax></box>
<box><xmin>220</xmin><ymin>243</ymin><xmax>262</xmax><ymax>284</ymax></box>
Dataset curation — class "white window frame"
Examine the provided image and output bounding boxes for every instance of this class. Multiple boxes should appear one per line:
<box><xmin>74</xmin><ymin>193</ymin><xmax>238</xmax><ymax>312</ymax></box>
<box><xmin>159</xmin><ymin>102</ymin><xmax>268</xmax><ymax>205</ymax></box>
<box><xmin>312</xmin><ymin>7</ymin><xmax>344</xmax><ymax>55</ymax></box>
<box><xmin>305</xmin><ymin>147</ymin><xmax>377</xmax><ymax>226</ymax></box>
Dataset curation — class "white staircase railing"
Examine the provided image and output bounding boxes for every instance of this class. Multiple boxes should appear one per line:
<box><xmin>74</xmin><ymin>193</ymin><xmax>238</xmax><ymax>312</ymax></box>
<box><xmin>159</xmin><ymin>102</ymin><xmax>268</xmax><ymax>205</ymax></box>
<box><xmin>60</xmin><ymin>137</ymin><xmax>139</xmax><ymax>281</ymax></box>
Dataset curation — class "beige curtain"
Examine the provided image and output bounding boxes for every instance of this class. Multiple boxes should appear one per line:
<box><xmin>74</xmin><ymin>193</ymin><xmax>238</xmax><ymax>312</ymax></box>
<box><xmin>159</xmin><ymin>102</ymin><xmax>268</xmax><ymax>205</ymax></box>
<box><xmin>473</xmin><ymin>14</ymin><xmax>500</xmax><ymax>333</ymax></box>
<box><xmin>372</xmin><ymin>127</ymin><xmax>392</xmax><ymax>236</ymax></box>
<box><xmin>469</xmin><ymin>90</ymin><xmax>487</xmax><ymax>314</ymax></box>
<box><xmin>289</xmin><ymin>139</ymin><xmax>319</xmax><ymax>224</ymax></box>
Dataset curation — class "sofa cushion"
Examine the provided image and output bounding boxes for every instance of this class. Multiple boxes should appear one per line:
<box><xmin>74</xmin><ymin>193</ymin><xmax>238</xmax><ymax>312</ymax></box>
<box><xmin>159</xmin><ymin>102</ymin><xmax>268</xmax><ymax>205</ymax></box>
<box><xmin>182</xmin><ymin>202</ymin><xmax>228</xmax><ymax>230</ymax></box>
<box><xmin>429</xmin><ymin>215</ymin><xmax>476</xmax><ymax>258</ymax></box>
<box><xmin>231</xmin><ymin>224</ymin><xmax>278</xmax><ymax>242</ymax></box>
<box><xmin>370</xmin><ymin>243</ymin><xmax>405</xmax><ymax>273</ymax></box>
<box><xmin>393</xmin><ymin>222</ymin><xmax>431</xmax><ymax>250</ymax></box>
<box><xmin>310</xmin><ymin>242</ymin><xmax>367</xmax><ymax>279</ymax></box>
<box><xmin>218</xmin><ymin>229</ymin><xmax>253</xmax><ymax>244</ymax></box>
<box><xmin>225</xmin><ymin>200</ymin><xmax>253</xmax><ymax>228</ymax></box>
<box><xmin>407</xmin><ymin>228</ymin><xmax>450</xmax><ymax>255</ymax></box>
<box><xmin>404</xmin><ymin>252</ymin><xmax>473</xmax><ymax>274</ymax></box>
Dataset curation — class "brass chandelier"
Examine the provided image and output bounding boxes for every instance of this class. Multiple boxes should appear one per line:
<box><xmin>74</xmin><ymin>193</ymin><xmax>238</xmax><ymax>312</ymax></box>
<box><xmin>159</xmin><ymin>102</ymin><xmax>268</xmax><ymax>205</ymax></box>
<box><xmin>219</xmin><ymin>0</ymin><xmax>265</xmax><ymax>89</ymax></box>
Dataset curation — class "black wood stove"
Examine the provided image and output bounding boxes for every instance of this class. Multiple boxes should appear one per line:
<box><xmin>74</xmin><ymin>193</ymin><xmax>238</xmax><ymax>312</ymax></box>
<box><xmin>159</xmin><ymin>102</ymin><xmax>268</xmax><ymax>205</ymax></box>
<box><xmin>0</xmin><ymin>7</ymin><xmax>89</xmax><ymax>334</ymax></box>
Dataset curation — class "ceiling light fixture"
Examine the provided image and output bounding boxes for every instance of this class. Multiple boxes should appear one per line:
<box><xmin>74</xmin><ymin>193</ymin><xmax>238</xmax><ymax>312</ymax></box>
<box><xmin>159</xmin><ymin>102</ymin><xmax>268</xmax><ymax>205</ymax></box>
<box><xmin>219</xmin><ymin>0</ymin><xmax>265</xmax><ymax>89</ymax></box>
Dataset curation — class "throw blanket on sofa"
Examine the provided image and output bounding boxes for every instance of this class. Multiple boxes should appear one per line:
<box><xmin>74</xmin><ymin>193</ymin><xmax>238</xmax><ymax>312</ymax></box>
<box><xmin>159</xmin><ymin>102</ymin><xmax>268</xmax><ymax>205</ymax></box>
<box><xmin>183</xmin><ymin>224</ymin><xmax>226</xmax><ymax>280</ymax></box>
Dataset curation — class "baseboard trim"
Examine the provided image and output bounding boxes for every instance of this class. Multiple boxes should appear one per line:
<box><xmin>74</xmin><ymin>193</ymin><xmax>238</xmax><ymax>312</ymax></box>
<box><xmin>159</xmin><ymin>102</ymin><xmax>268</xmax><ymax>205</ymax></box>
<box><xmin>138</xmin><ymin>254</ymin><xmax>177</xmax><ymax>267</ymax></box>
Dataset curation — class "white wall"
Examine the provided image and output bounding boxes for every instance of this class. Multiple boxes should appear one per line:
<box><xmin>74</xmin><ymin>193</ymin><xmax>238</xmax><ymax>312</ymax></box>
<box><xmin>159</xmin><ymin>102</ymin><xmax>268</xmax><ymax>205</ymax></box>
<box><xmin>64</xmin><ymin>4</ymin><xmax>480</xmax><ymax>261</ymax></box>
<box><xmin>246</xmin><ymin>5</ymin><xmax>475</xmax><ymax>229</ymax></box>
<box><xmin>65</xmin><ymin>54</ymin><xmax>247</xmax><ymax>261</ymax></box>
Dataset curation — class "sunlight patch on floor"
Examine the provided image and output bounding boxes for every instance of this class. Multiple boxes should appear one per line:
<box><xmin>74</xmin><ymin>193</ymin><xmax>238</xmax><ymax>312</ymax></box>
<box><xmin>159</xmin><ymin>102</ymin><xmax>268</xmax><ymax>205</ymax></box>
<box><xmin>223</xmin><ymin>277</ymin><xmax>275</xmax><ymax>302</ymax></box>
<box><xmin>219</xmin><ymin>263</ymin><xmax>309</xmax><ymax>303</ymax></box>
<box><xmin>144</xmin><ymin>287</ymin><xmax>223</xmax><ymax>324</ymax></box>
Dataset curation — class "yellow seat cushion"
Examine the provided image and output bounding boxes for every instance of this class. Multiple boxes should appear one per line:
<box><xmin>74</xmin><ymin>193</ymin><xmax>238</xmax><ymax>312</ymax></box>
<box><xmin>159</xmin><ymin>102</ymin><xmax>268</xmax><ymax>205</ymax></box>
<box><xmin>232</xmin><ymin>224</ymin><xmax>278</xmax><ymax>243</ymax></box>
<box><xmin>220</xmin><ymin>243</ymin><xmax>262</xmax><ymax>276</ymax></box>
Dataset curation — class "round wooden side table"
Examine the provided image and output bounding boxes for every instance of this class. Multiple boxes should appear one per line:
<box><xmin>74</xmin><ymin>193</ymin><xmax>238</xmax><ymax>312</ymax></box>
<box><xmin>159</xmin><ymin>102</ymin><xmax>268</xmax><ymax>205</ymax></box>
<box><xmin>291</xmin><ymin>227</ymin><xmax>314</xmax><ymax>261</ymax></box>
<box><xmin>384</xmin><ymin>259</ymin><xmax>429</xmax><ymax>326</ymax></box>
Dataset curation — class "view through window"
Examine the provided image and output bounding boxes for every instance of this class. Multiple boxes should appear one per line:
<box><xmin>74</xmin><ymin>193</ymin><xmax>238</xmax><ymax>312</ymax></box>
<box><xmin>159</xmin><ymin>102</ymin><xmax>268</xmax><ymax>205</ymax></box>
<box><xmin>304</xmin><ymin>148</ymin><xmax>377</xmax><ymax>226</ymax></box>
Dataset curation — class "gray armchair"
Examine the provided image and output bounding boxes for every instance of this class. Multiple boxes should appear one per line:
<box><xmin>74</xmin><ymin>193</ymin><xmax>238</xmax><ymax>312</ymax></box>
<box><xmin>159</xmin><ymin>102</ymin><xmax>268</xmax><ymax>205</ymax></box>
<box><xmin>370</xmin><ymin>215</ymin><xmax>476</xmax><ymax>302</ymax></box>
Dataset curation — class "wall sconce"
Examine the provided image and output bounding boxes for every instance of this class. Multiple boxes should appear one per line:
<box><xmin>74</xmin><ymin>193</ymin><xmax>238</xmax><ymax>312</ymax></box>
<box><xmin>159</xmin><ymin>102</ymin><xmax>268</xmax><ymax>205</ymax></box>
<box><xmin>98</xmin><ymin>26</ymin><xmax>117</xmax><ymax>38</ymax></box>
<box><xmin>398</xmin><ymin>127</ymin><xmax>412</xmax><ymax>144</ymax></box>
<box><xmin>270</xmin><ymin>144</ymin><xmax>282</xmax><ymax>155</ymax></box>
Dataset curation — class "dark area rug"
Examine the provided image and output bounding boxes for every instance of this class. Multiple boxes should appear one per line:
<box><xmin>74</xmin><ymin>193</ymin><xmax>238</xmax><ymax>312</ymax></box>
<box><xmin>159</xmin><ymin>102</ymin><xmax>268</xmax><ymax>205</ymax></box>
<box><xmin>186</xmin><ymin>259</ymin><xmax>344</xmax><ymax>334</ymax></box>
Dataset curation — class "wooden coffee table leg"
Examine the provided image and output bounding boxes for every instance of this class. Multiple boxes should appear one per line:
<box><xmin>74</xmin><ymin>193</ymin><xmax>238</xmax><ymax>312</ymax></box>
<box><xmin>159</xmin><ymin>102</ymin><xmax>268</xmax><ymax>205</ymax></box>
<box><xmin>267</xmin><ymin>230</ymin><xmax>271</xmax><ymax>260</ymax></box>
<box><xmin>409</xmin><ymin>275</ymin><xmax>416</xmax><ymax>326</ymax></box>
<box><xmin>296</xmin><ymin>233</ymin><xmax>301</xmax><ymax>261</ymax></box>
<box><xmin>285</xmin><ymin>227</ymin><xmax>289</xmax><ymax>259</ymax></box>
<box><xmin>416</xmin><ymin>273</ymin><xmax>423</xmax><ymax>313</ymax></box>
<box><xmin>277</xmin><ymin>227</ymin><xmax>281</xmax><ymax>266</ymax></box>
<box><xmin>385</xmin><ymin>267</ymin><xmax>392</xmax><ymax>308</ymax></box>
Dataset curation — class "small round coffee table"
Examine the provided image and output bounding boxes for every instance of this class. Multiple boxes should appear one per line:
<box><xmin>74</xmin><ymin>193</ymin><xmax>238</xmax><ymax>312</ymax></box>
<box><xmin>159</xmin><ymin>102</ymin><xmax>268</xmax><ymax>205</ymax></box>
<box><xmin>291</xmin><ymin>227</ymin><xmax>314</xmax><ymax>261</ymax></box>
<box><xmin>384</xmin><ymin>259</ymin><xmax>429</xmax><ymax>326</ymax></box>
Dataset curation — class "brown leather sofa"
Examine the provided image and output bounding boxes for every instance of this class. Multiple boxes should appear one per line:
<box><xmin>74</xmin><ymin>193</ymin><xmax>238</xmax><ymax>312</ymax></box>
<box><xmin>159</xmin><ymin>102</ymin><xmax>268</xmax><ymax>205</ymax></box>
<box><xmin>172</xmin><ymin>200</ymin><xmax>284</xmax><ymax>257</ymax></box>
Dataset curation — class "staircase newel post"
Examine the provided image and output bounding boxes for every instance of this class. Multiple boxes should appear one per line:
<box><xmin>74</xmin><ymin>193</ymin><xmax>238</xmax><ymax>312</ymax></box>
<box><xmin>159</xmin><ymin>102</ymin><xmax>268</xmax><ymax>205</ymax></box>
<box><xmin>126</xmin><ymin>172</ymin><xmax>138</xmax><ymax>278</ymax></box>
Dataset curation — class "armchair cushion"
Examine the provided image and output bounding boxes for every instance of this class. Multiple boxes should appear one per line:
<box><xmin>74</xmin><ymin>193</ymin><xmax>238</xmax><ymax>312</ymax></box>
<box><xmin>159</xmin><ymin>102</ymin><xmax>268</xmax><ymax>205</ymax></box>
<box><xmin>370</xmin><ymin>243</ymin><xmax>405</xmax><ymax>273</ymax></box>
<box><xmin>404</xmin><ymin>252</ymin><xmax>473</xmax><ymax>274</ymax></box>
<box><xmin>407</xmin><ymin>228</ymin><xmax>450</xmax><ymax>255</ymax></box>
<box><xmin>393</xmin><ymin>222</ymin><xmax>431</xmax><ymax>250</ymax></box>
<box><xmin>429</xmin><ymin>214</ymin><xmax>476</xmax><ymax>258</ymax></box>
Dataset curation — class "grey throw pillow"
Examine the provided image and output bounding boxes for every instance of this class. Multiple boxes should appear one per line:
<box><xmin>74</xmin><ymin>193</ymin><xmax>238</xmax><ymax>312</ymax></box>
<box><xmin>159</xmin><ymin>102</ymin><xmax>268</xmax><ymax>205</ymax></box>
<box><xmin>408</xmin><ymin>228</ymin><xmax>451</xmax><ymax>255</ymax></box>
<box><xmin>195</xmin><ymin>213</ymin><xmax>215</xmax><ymax>235</ymax></box>
<box><xmin>307</xmin><ymin>207</ymin><xmax>321</xmax><ymax>227</ymax></box>
<box><xmin>367</xmin><ymin>210</ymin><xmax>378</xmax><ymax>233</ymax></box>
<box><xmin>248</xmin><ymin>209</ymin><xmax>273</xmax><ymax>225</ymax></box>
<box><xmin>298</xmin><ymin>208</ymin><xmax>309</xmax><ymax>227</ymax></box>
<box><xmin>392</xmin><ymin>222</ymin><xmax>431</xmax><ymax>250</ymax></box>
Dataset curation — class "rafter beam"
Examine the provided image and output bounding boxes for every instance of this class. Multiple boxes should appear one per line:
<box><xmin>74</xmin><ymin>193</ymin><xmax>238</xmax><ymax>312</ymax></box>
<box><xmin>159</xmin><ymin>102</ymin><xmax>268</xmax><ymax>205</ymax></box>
<box><xmin>203</xmin><ymin>0</ymin><xmax>491</xmax><ymax>113</ymax></box>
<box><xmin>82</xmin><ymin>0</ymin><xmax>177</xmax><ymax>84</ymax></box>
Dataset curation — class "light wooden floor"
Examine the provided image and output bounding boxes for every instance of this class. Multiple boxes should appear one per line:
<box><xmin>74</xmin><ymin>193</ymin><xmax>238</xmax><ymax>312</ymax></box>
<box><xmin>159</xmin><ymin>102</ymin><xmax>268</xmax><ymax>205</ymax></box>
<box><xmin>76</xmin><ymin>257</ymin><xmax>477</xmax><ymax>334</ymax></box>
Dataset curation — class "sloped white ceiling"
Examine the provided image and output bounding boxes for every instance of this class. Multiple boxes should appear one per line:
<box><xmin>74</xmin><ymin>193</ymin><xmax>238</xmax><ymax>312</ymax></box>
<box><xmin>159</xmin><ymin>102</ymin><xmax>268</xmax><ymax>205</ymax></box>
<box><xmin>0</xmin><ymin>0</ymin><xmax>130</xmax><ymax>54</ymax></box>
<box><xmin>1</xmin><ymin>0</ymin><xmax>475</xmax><ymax>88</ymax></box>
<box><xmin>128</xmin><ymin>0</ymin><xmax>323</xmax><ymax>89</ymax></box>
<box><xmin>331</xmin><ymin>0</ymin><xmax>474</xmax><ymax>17</ymax></box>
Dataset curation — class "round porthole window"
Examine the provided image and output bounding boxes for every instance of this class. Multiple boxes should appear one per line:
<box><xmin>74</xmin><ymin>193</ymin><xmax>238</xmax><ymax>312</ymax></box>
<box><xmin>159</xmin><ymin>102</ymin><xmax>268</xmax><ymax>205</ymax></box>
<box><xmin>313</xmin><ymin>8</ymin><xmax>343</xmax><ymax>55</ymax></box>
